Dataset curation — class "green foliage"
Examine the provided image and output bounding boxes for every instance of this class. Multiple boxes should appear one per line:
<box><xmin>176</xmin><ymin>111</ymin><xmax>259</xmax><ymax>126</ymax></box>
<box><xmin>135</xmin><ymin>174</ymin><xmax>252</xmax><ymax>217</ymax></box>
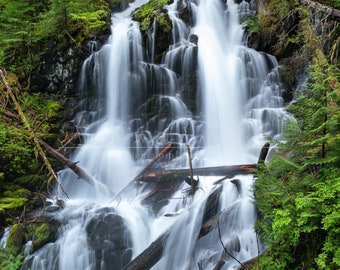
<box><xmin>0</xmin><ymin>122</ymin><xmax>36</xmax><ymax>176</ymax></box>
<box><xmin>335</xmin><ymin>0</ymin><xmax>340</xmax><ymax>9</ymax></box>
<box><xmin>255</xmin><ymin>47</ymin><xmax>340</xmax><ymax>269</ymax></box>
<box><xmin>241</xmin><ymin>15</ymin><xmax>260</xmax><ymax>33</ymax></box>
<box><xmin>0</xmin><ymin>90</ymin><xmax>61</xmax><ymax>179</ymax></box>
<box><xmin>0</xmin><ymin>247</ymin><xmax>23</xmax><ymax>270</ymax></box>
<box><xmin>0</xmin><ymin>186</ymin><xmax>31</xmax><ymax>210</ymax></box>
<box><xmin>0</xmin><ymin>0</ymin><xmax>111</xmax><ymax>77</ymax></box>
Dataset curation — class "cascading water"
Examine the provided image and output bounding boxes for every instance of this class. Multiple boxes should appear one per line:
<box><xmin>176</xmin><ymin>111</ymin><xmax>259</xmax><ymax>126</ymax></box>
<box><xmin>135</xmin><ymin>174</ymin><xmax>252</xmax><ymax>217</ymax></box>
<box><xmin>19</xmin><ymin>0</ymin><xmax>292</xmax><ymax>269</ymax></box>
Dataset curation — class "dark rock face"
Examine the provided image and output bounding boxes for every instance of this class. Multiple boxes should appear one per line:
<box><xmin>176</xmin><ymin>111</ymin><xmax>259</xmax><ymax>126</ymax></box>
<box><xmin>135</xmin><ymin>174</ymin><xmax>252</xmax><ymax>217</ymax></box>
<box><xmin>86</xmin><ymin>208</ymin><xmax>132</xmax><ymax>270</ymax></box>
<box><xmin>177</xmin><ymin>0</ymin><xmax>192</xmax><ymax>25</ymax></box>
<box><xmin>30</xmin><ymin>45</ymin><xmax>86</xmax><ymax>95</ymax></box>
<box><xmin>106</xmin><ymin>0</ymin><xmax>134</xmax><ymax>13</ymax></box>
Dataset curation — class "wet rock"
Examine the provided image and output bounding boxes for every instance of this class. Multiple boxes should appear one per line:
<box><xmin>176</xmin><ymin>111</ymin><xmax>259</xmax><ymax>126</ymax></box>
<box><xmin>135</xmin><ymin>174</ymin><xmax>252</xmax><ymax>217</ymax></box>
<box><xmin>231</xmin><ymin>179</ymin><xmax>241</xmax><ymax>193</ymax></box>
<box><xmin>202</xmin><ymin>186</ymin><xmax>222</xmax><ymax>224</ymax></box>
<box><xmin>86</xmin><ymin>208</ymin><xmax>132</xmax><ymax>270</ymax></box>
<box><xmin>21</xmin><ymin>255</ymin><xmax>35</xmax><ymax>270</ymax></box>
<box><xmin>177</xmin><ymin>0</ymin><xmax>192</xmax><ymax>24</ymax></box>
<box><xmin>106</xmin><ymin>0</ymin><xmax>133</xmax><ymax>12</ymax></box>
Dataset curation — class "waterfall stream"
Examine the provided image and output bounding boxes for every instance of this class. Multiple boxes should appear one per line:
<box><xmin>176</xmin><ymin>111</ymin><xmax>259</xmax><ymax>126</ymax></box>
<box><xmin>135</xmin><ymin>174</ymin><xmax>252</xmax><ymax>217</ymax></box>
<box><xmin>20</xmin><ymin>0</ymin><xmax>291</xmax><ymax>269</ymax></box>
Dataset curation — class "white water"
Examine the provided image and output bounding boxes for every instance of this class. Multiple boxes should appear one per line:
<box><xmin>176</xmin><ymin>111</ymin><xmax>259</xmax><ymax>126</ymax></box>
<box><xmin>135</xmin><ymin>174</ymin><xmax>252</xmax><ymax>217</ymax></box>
<box><xmin>19</xmin><ymin>0</ymin><xmax>291</xmax><ymax>269</ymax></box>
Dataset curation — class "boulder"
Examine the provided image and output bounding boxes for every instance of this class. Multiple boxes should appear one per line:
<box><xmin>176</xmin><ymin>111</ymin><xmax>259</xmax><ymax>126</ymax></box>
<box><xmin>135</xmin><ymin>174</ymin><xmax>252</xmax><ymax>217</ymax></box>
<box><xmin>86</xmin><ymin>208</ymin><xmax>133</xmax><ymax>270</ymax></box>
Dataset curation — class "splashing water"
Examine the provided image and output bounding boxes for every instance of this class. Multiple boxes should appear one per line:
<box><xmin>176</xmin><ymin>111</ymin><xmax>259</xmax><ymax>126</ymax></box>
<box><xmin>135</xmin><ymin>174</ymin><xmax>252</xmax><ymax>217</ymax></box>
<box><xmin>19</xmin><ymin>0</ymin><xmax>292</xmax><ymax>269</ymax></box>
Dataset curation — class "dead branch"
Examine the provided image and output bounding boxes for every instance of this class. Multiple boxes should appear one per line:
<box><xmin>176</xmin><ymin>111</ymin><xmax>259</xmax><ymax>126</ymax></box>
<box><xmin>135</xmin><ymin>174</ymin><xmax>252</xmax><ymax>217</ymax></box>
<box><xmin>257</xmin><ymin>143</ymin><xmax>270</xmax><ymax>164</ymax></box>
<box><xmin>300</xmin><ymin>0</ymin><xmax>340</xmax><ymax>18</ymax></box>
<box><xmin>58</xmin><ymin>131</ymin><xmax>79</xmax><ymax>150</ymax></box>
<box><xmin>3</xmin><ymin>110</ymin><xmax>20</xmax><ymax>121</ymax></box>
<box><xmin>216</xmin><ymin>219</ymin><xmax>248</xmax><ymax>269</ymax></box>
<box><xmin>186</xmin><ymin>144</ymin><xmax>197</xmax><ymax>194</ymax></box>
<box><xmin>37</xmin><ymin>137</ymin><xmax>96</xmax><ymax>186</ymax></box>
<box><xmin>133</xmin><ymin>143</ymin><xmax>175</xmax><ymax>181</ymax></box>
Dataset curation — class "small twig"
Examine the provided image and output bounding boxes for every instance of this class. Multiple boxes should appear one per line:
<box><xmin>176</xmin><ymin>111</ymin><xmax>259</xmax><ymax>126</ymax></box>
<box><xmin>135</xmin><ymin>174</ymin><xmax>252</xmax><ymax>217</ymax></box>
<box><xmin>187</xmin><ymin>145</ymin><xmax>196</xmax><ymax>194</ymax></box>
<box><xmin>58</xmin><ymin>131</ymin><xmax>79</xmax><ymax>150</ymax></box>
<box><xmin>216</xmin><ymin>218</ymin><xmax>248</xmax><ymax>269</ymax></box>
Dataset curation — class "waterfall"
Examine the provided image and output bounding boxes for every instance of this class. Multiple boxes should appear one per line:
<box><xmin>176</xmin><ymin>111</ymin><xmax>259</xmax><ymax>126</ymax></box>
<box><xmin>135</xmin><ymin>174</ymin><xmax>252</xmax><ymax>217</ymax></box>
<box><xmin>20</xmin><ymin>0</ymin><xmax>291</xmax><ymax>269</ymax></box>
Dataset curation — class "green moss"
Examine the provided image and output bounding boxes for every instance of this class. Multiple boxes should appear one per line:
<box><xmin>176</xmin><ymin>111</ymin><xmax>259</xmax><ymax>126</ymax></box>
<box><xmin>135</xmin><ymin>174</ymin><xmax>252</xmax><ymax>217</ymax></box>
<box><xmin>6</xmin><ymin>224</ymin><xmax>25</xmax><ymax>255</ymax></box>
<box><xmin>0</xmin><ymin>186</ymin><xmax>31</xmax><ymax>211</ymax></box>
<box><xmin>30</xmin><ymin>223</ymin><xmax>53</xmax><ymax>252</ymax></box>
<box><xmin>132</xmin><ymin>0</ymin><xmax>171</xmax><ymax>31</ymax></box>
<box><xmin>26</xmin><ymin>218</ymin><xmax>59</xmax><ymax>253</ymax></box>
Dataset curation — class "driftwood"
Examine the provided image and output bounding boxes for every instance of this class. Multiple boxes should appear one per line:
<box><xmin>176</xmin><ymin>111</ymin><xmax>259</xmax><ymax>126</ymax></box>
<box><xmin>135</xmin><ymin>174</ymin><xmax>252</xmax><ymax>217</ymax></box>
<box><xmin>37</xmin><ymin>138</ymin><xmax>96</xmax><ymax>186</ymax></box>
<box><xmin>300</xmin><ymin>0</ymin><xmax>340</xmax><ymax>17</ymax></box>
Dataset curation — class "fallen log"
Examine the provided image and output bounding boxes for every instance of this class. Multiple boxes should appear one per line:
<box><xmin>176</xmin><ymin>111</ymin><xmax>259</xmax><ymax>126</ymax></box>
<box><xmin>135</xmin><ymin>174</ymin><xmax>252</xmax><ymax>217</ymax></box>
<box><xmin>137</xmin><ymin>164</ymin><xmax>257</xmax><ymax>183</ymax></box>
<box><xmin>133</xmin><ymin>143</ymin><xmax>175</xmax><ymax>181</ymax></box>
<box><xmin>37</xmin><ymin>137</ymin><xmax>96</xmax><ymax>186</ymax></box>
<box><xmin>122</xmin><ymin>189</ymin><xmax>242</xmax><ymax>270</ymax></box>
<box><xmin>122</xmin><ymin>232</ymin><xmax>169</xmax><ymax>270</ymax></box>
<box><xmin>122</xmin><ymin>209</ymin><xmax>236</xmax><ymax>270</ymax></box>
<box><xmin>123</xmin><ymin>144</ymin><xmax>271</xmax><ymax>269</ymax></box>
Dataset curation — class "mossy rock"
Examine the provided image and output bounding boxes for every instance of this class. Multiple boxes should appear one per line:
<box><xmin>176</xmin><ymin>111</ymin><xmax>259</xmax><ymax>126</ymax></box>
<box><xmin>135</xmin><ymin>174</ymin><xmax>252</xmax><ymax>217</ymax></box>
<box><xmin>86</xmin><ymin>208</ymin><xmax>132</xmax><ymax>269</ymax></box>
<box><xmin>26</xmin><ymin>218</ymin><xmax>60</xmax><ymax>253</ymax></box>
<box><xmin>133</xmin><ymin>0</ymin><xmax>173</xmax><ymax>63</ymax></box>
<box><xmin>6</xmin><ymin>224</ymin><xmax>25</xmax><ymax>255</ymax></box>
<box><xmin>132</xmin><ymin>0</ymin><xmax>171</xmax><ymax>31</ymax></box>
